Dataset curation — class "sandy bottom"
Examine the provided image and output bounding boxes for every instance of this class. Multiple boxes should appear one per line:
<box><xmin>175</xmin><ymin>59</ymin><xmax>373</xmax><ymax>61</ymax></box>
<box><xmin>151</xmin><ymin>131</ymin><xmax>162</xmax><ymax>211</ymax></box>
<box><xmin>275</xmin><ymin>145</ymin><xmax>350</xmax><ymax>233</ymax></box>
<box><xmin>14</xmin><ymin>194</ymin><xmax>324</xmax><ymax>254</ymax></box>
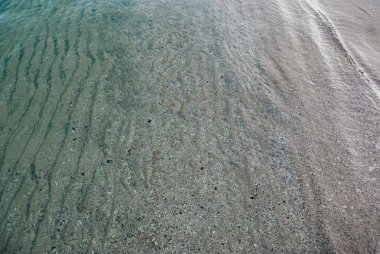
<box><xmin>0</xmin><ymin>0</ymin><xmax>379</xmax><ymax>253</ymax></box>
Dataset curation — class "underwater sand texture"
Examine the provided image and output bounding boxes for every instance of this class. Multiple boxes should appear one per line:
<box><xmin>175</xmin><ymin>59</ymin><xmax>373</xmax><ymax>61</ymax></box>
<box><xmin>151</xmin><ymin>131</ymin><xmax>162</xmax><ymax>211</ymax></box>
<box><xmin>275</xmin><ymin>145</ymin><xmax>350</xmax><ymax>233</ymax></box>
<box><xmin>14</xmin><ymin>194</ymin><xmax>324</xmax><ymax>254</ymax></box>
<box><xmin>0</xmin><ymin>0</ymin><xmax>379</xmax><ymax>253</ymax></box>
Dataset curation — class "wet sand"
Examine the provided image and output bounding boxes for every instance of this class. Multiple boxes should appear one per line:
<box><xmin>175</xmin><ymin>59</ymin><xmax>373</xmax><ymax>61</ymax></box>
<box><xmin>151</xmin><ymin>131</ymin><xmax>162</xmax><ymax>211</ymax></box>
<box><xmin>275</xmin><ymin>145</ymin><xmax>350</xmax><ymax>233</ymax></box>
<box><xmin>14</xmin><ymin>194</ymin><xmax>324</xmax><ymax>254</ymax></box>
<box><xmin>0</xmin><ymin>0</ymin><xmax>379</xmax><ymax>253</ymax></box>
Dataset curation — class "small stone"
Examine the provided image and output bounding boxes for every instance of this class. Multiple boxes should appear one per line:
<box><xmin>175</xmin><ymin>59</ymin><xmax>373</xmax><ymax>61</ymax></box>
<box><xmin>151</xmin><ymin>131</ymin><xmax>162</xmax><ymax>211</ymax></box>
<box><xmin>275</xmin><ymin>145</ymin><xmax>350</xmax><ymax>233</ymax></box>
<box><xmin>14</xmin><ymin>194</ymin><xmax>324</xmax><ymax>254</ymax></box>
<box><xmin>170</xmin><ymin>79</ymin><xmax>180</xmax><ymax>86</ymax></box>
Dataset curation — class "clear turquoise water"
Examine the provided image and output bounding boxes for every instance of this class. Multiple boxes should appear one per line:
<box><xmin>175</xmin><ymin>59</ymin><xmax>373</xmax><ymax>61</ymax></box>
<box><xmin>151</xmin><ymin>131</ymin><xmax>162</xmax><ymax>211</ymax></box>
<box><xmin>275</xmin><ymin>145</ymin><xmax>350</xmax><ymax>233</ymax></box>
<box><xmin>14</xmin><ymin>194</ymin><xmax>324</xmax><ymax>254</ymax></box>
<box><xmin>1</xmin><ymin>0</ymin><xmax>379</xmax><ymax>253</ymax></box>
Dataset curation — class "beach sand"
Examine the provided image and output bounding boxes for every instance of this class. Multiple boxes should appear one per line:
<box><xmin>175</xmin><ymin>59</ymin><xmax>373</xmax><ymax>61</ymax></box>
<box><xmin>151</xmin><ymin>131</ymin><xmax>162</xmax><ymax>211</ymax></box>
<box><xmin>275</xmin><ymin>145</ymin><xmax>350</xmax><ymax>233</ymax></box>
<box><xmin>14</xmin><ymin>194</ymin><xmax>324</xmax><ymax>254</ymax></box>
<box><xmin>1</xmin><ymin>0</ymin><xmax>379</xmax><ymax>253</ymax></box>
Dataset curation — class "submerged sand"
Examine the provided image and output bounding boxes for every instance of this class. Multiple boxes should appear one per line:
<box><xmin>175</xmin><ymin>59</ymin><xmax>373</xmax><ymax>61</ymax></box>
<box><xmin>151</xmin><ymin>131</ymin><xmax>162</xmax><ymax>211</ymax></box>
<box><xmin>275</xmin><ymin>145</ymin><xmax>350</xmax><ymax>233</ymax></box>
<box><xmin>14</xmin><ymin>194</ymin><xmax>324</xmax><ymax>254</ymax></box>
<box><xmin>0</xmin><ymin>0</ymin><xmax>379</xmax><ymax>253</ymax></box>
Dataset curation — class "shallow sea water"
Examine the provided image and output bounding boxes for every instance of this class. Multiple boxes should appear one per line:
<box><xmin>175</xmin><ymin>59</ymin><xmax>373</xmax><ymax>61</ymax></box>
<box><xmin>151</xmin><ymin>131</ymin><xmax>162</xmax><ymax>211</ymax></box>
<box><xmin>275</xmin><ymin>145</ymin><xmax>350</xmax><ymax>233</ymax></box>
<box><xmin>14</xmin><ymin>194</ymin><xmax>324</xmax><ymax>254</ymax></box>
<box><xmin>0</xmin><ymin>0</ymin><xmax>379</xmax><ymax>253</ymax></box>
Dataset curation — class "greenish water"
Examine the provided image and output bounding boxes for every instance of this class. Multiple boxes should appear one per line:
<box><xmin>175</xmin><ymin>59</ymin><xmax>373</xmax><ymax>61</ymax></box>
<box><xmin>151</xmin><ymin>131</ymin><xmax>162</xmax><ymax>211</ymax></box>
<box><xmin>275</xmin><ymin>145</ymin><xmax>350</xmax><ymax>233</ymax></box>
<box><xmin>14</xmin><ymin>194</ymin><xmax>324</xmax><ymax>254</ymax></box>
<box><xmin>1</xmin><ymin>0</ymin><xmax>379</xmax><ymax>253</ymax></box>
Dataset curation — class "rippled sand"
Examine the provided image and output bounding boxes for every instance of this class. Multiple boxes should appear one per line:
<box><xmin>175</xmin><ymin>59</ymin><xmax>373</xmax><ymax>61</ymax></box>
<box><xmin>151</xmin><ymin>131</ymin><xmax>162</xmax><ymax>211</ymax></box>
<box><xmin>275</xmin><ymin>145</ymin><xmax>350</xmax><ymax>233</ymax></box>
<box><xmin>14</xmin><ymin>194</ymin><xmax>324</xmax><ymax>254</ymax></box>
<box><xmin>0</xmin><ymin>0</ymin><xmax>379</xmax><ymax>253</ymax></box>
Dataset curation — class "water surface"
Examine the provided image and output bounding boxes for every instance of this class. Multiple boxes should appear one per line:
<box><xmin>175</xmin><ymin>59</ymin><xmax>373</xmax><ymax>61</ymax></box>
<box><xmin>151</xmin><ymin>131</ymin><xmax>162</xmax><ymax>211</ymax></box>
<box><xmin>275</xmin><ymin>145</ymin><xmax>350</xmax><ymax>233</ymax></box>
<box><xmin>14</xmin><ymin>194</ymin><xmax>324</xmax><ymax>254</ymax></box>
<box><xmin>1</xmin><ymin>0</ymin><xmax>379</xmax><ymax>253</ymax></box>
